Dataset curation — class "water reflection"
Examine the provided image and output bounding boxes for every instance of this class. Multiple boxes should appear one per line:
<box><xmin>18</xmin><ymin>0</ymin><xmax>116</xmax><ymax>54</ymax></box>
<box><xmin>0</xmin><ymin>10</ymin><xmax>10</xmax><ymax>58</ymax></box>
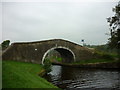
<box><xmin>44</xmin><ymin>65</ymin><xmax>120</xmax><ymax>89</ymax></box>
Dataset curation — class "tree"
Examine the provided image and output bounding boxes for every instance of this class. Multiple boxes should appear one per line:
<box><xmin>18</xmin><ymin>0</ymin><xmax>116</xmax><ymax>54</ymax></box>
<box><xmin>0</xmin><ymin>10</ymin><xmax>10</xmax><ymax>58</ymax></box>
<box><xmin>1</xmin><ymin>40</ymin><xmax>10</xmax><ymax>50</ymax></box>
<box><xmin>107</xmin><ymin>1</ymin><xmax>120</xmax><ymax>59</ymax></box>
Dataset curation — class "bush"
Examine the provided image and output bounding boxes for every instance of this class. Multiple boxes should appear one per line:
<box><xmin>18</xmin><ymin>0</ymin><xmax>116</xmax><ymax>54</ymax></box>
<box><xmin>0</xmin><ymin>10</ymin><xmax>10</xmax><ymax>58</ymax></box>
<box><xmin>101</xmin><ymin>54</ymin><xmax>113</xmax><ymax>60</ymax></box>
<box><xmin>56</xmin><ymin>57</ymin><xmax>62</xmax><ymax>62</ymax></box>
<box><xmin>42</xmin><ymin>58</ymin><xmax>52</xmax><ymax>73</ymax></box>
<box><xmin>94</xmin><ymin>50</ymin><xmax>114</xmax><ymax>60</ymax></box>
<box><xmin>1</xmin><ymin>40</ymin><xmax>10</xmax><ymax>50</ymax></box>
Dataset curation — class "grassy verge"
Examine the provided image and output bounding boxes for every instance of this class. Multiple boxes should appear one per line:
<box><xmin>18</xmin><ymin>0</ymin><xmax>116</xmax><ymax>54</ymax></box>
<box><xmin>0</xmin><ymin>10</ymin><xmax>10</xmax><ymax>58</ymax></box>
<box><xmin>72</xmin><ymin>59</ymin><xmax>118</xmax><ymax>65</ymax></box>
<box><xmin>2</xmin><ymin>60</ymin><xmax>58</xmax><ymax>88</ymax></box>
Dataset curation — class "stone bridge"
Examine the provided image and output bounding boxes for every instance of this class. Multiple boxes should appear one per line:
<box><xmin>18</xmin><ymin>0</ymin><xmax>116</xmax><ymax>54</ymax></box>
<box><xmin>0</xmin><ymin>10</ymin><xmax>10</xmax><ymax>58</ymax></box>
<box><xmin>2</xmin><ymin>39</ymin><xmax>95</xmax><ymax>64</ymax></box>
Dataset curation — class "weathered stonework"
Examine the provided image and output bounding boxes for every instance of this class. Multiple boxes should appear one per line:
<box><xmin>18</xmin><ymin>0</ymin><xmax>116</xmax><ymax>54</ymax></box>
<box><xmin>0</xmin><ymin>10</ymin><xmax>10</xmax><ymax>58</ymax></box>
<box><xmin>2</xmin><ymin>39</ymin><xmax>95</xmax><ymax>64</ymax></box>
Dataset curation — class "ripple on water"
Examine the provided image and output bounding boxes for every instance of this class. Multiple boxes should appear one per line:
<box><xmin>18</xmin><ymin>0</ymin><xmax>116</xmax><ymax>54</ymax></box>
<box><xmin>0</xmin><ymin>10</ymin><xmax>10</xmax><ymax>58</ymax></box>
<box><xmin>44</xmin><ymin>65</ymin><xmax>120</xmax><ymax>89</ymax></box>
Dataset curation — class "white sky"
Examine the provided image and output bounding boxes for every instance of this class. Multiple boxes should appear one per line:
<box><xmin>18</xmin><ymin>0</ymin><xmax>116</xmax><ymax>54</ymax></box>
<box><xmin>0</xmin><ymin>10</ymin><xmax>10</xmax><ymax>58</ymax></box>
<box><xmin>1</xmin><ymin>0</ymin><xmax>119</xmax><ymax>45</ymax></box>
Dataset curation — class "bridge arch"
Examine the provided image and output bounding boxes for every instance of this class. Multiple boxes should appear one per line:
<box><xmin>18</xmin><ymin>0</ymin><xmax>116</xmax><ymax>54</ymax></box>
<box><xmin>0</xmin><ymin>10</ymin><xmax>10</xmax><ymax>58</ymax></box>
<box><xmin>2</xmin><ymin>39</ymin><xmax>95</xmax><ymax>64</ymax></box>
<box><xmin>42</xmin><ymin>46</ymin><xmax>76</xmax><ymax>64</ymax></box>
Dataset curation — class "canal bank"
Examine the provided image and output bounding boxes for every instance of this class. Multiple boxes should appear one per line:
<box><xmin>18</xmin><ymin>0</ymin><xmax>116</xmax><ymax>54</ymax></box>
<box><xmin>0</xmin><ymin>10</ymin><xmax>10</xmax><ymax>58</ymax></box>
<box><xmin>52</xmin><ymin>61</ymin><xmax>120</xmax><ymax>69</ymax></box>
<box><xmin>51</xmin><ymin>57</ymin><xmax>120</xmax><ymax>69</ymax></box>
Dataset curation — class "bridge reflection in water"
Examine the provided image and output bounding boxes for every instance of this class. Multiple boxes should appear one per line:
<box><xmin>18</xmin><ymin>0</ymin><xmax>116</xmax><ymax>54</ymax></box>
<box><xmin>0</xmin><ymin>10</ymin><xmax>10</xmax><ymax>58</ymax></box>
<box><xmin>44</xmin><ymin>65</ymin><xmax>120</xmax><ymax>89</ymax></box>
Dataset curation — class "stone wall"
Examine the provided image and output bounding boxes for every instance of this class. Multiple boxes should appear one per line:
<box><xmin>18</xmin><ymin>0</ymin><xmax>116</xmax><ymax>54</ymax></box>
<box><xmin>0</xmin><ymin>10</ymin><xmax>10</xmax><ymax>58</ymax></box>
<box><xmin>2</xmin><ymin>39</ymin><xmax>95</xmax><ymax>64</ymax></box>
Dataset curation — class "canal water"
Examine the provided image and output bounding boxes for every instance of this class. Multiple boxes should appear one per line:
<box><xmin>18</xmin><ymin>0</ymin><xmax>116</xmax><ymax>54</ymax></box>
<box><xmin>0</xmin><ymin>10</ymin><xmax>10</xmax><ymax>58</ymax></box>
<box><xmin>44</xmin><ymin>65</ymin><xmax>120</xmax><ymax>89</ymax></box>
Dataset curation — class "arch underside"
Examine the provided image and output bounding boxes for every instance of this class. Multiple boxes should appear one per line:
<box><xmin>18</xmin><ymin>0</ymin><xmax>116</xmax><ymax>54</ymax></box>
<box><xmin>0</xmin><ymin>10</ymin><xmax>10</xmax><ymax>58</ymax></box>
<box><xmin>54</xmin><ymin>48</ymin><xmax>74</xmax><ymax>63</ymax></box>
<box><xmin>42</xmin><ymin>46</ymin><xmax>75</xmax><ymax>64</ymax></box>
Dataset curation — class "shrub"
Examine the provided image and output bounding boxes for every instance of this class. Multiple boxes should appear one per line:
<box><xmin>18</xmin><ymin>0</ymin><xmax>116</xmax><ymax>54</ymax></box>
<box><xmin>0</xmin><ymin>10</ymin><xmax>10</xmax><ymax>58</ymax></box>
<box><xmin>101</xmin><ymin>53</ymin><xmax>113</xmax><ymax>60</ymax></box>
<box><xmin>42</xmin><ymin>58</ymin><xmax>52</xmax><ymax>73</ymax></box>
<box><xmin>56</xmin><ymin>57</ymin><xmax>62</xmax><ymax>62</ymax></box>
<box><xmin>94</xmin><ymin>50</ymin><xmax>114</xmax><ymax>60</ymax></box>
<box><xmin>1</xmin><ymin>40</ymin><xmax>10</xmax><ymax>50</ymax></box>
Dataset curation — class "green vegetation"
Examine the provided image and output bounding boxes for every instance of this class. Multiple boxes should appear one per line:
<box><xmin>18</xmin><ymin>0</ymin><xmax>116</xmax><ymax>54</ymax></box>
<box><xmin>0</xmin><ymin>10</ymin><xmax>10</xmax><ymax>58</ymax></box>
<box><xmin>56</xmin><ymin>57</ymin><xmax>62</xmax><ymax>62</ymax></box>
<box><xmin>42</xmin><ymin>58</ymin><xmax>52</xmax><ymax>73</ymax></box>
<box><xmin>85</xmin><ymin>44</ymin><xmax>117</xmax><ymax>54</ymax></box>
<box><xmin>72</xmin><ymin>49</ymin><xmax>119</xmax><ymax>65</ymax></box>
<box><xmin>53</xmin><ymin>57</ymin><xmax>62</xmax><ymax>62</ymax></box>
<box><xmin>94</xmin><ymin>50</ymin><xmax>118</xmax><ymax>59</ymax></box>
<box><xmin>49</xmin><ymin>56</ymin><xmax>62</xmax><ymax>62</ymax></box>
<box><xmin>42</xmin><ymin>57</ymin><xmax>62</xmax><ymax>73</ymax></box>
<box><xmin>107</xmin><ymin>1</ymin><xmax>120</xmax><ymax>60</ymax></box>
<box><xmin>85</xmin><ymin>44</ymin><xmax>119</xmax><ymax>60</ymax></box>
<box><xmin>2</xmin><ymin>60</ymin><xmax>58</xmax><ymax>88</ymax></box>
<box><xmin>107</xmin><ymin>1</ymin><xmax>120</xmax><ymax>49</ymax></box>
<box><xmin>1</xmin><ymin>40</ymin><xmax>10</xmax><ymax>50</ymax></box>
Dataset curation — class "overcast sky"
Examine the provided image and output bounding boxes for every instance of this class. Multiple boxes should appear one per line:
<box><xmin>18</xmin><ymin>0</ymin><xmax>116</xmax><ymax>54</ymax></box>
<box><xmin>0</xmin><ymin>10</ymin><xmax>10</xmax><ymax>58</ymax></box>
<box><xmin>1</xmin><ymin>0</ymin><xmax>119</xmax><ymax>45</ymax></box>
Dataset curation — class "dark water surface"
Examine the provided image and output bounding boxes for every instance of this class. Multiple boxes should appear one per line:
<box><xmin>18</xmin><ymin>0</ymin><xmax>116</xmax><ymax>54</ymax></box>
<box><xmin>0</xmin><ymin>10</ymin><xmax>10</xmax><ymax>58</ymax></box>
<box><xmin>44</xmin><ymin>65</ymin><xmax>120</xmax><ymax>89</ymax></box>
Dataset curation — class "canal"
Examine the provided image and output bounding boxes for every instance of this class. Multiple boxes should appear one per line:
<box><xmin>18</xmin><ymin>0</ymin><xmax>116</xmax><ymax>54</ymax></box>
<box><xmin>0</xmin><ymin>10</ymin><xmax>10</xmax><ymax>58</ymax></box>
<box><xmin>44</xmin><ymin>65</ymin><xmax>120</xmax><ymax>89</ymax></box>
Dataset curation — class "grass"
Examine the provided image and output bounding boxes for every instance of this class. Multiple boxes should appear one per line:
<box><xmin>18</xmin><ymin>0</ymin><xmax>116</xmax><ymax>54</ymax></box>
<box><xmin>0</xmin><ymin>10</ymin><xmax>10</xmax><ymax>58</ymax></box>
<box><xmin>72</xmin><ymin>59</ymin><xmax>118</xmax><ymax>65</ymax></box>
<box><xmin>56</xmin><ymin>57</ymin><xmax>62</xmax><ymax>62</ymax></box>
<box><xmin>48</xmin><ymin>56</ymin><xmax>62</xmax><ymax>62</ymax></box>
<box><xmin>2</xmin><ymin>60</ymin><xmax>58</xmax><ymax>88</ymax></box>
